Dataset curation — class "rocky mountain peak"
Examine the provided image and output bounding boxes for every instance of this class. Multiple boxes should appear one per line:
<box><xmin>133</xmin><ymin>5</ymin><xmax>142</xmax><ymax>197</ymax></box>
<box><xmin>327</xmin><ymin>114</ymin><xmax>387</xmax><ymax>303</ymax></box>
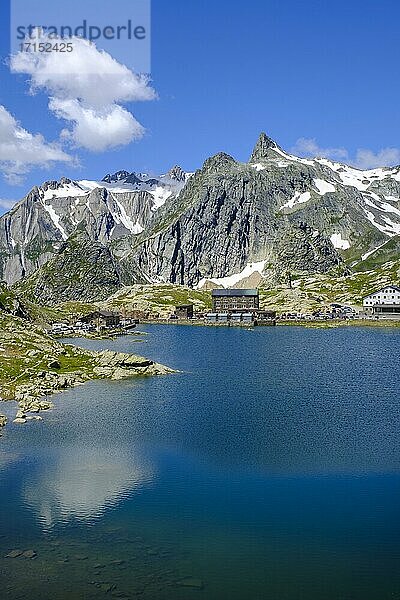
<box><xmin>202</xmin><ymin>152</ymin><xmax>236</xmax><ymax>172</ymax></box>
<box><xmin>249</xmin><ymin>132</ymin><xmax>281</xmax><ymax>162</ymax></box>
<box><xmin>166</xmin><ymin>165</ymin><xmax>186</xmax><ymax>182</ymax></box>
<box><xmin>41</xmin><ymin>177</ymin><xmax>74</xmax><ymax>192</ymax></box>
<box><xmin>1</xmin><ymin>132</ymin><xmax>400</xmax><ymax>295</ymax></box>
<box><xmin>102</xmin><ymin>170</ymin><xmax>149</xmax><ymax>186</ymax></box>
<box><xmin>102</xmin><ymin>170</ymin><xmax>131</xmax><ymax>183</ymax></box>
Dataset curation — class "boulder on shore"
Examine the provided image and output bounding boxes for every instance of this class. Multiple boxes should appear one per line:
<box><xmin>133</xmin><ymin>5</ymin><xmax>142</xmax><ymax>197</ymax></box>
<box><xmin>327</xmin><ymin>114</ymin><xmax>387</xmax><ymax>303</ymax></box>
<box><xmin>0</xmin><ymin>414</ymin><xmax>7</xmax><ymax>435</ymax></box>
<box><xmin>93</xmin><ymin>350</ymin><xmax>175</xmax><ymax>379</ymax></box>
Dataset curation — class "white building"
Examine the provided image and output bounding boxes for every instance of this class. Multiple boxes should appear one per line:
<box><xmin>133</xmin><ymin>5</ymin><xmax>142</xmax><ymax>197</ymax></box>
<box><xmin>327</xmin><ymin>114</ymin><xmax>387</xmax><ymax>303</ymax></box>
<box><xmin>363</xmin><ymin>285</ymin><xmax>400</xmax><ymax>318</ymax></box>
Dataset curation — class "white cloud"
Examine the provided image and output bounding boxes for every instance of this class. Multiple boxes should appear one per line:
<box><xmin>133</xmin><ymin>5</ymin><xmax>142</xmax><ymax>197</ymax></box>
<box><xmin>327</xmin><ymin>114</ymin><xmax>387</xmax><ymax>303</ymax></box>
<box><xmin>50</xmin><ymin>98</ymin><xmax>144</xmax><ymax>152</ymax></box>
<box><xmin>291</xmin><ymin>137</ymin><xmax>400</xmax><ymax>170</ymax></box>
<box><xmin>0</xmin><ymin>104</ymin><xmax>72</xmax><ymax>184</ymax></box>
<box><xmin>11</xmin><ymin>34</ymin><xmax>157</xmax><ymax>152</ymax></box>
<box><xmin>291</xmin><ymin>138</ymin><xmax>348</xmax><ymax>162</ymax></box>
<box><xmin>0</xmin><ymin>198</ymin><xmax>17</xmax><ymax>210</ymax></box>
<box><xmin>353</xmin><ymin>148</ymin><xmax>400</xmax><ymax>170</ymax></box>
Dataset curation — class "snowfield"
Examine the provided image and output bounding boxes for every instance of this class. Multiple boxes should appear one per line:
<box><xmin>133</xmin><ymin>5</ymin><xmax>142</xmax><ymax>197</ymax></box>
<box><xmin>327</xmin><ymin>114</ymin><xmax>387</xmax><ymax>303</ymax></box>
<box><xmin>197</xmin><ymin>260</ymin><xmax>268</xmax><ymax>289</ymax></box>
<box><xmin>330</xmin><ymin>233</ymin><xmax>350</xmax><ymax>250</ymax></box>
<box><xmin>281</xmin><ymin>191</ymin><xmax>311</xmax><ymax>210</ymax></box>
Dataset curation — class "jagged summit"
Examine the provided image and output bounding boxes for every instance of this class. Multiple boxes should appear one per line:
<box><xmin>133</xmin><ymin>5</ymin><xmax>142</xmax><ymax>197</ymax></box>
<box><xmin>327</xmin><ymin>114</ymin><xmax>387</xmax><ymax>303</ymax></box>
<box><xmin>1</xmin><ymin>133</ymin><xmax>400</xmax><ymax>294</ymax></box>
<box><xmin>102</xmin><ymin>167</ymin><xmax>190</xmax><ymax>187</ymax></box>
<box><xmin>41</xmin><ymin>177</ymin><xmax>74</xmax><ymax>190</ymax></box>
<box><xmin>102</xmin><ymin>170</ymin><xmax>130</xmax><ymax>183</ymax></box>
<box><xmin>203</xmin><ymin>152</ymin><xmax>236</xmax><ymax>171</ymax></box>
<box><xmin>249</xmin><ymin>132</ymin><xmax>281</xmax><ymax>162</ymax></box>
<box><xmin>102</xmin><ymin>171</ymin><xmax>143</xmax><ymax>185</ymax></box>
<box><xmin>165</xmin><ymin>165</ymin><xmax>186</xmax><ymax>182</ymax></box>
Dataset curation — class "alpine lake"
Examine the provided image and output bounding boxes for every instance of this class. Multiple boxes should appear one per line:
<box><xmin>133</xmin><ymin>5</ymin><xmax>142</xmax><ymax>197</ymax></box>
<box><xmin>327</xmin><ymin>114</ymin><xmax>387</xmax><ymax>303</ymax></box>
<box><xmin>0</xmin><ymin>324</ymin><xmax>399</xmax><ymax>600</ymax></box>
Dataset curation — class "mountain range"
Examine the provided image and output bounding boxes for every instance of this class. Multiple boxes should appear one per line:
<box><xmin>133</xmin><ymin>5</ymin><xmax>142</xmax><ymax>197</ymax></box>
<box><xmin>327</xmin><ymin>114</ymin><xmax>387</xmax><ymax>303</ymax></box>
<box><xmin>1</xmin><ymin>133</ymin><xmax>399</xmax><ymax>304</ymax></box>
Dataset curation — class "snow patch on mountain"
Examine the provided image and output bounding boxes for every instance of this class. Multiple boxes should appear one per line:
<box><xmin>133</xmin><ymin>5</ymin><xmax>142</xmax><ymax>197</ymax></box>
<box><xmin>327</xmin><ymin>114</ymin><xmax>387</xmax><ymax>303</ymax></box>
<box><xmin>314</xmin><ymin>178</ymin><xmax>336</xmax><ymax>195</ymax></box>
<box><xmin>251</xmin><ymin>163</ymin><xmax>267</xmax><ymax>172</ymax></box>
<box><xmin>41</xmin><ymin>203</ymin><xmax>68</xmax><ymax>240</ymax></box>
<box><xmin>112</xmin><ymin>197</ymin><xmax>142</xmax><ymax>234</ymax></box>
<box><xmin>42</xmin><ymin>182</ymin><xmax>87</xmax><ymax>200</ymax></box>
<box><xmin>38</xmin><ymin>169</ymin><xmax>190</xmax><ymax>206</ymax></box>
<box><xmin>281</xmin><ymin>191</ymin><xmax>311</xmax><ymax>210</ymax></box>
<box><xmin>197</xmin><ymin>260</ymin><xmax>267</xmax><ymax>289</ymax></box>
<box><xmin>330</xmin><ymin>233</ymin><xmax>350</xmax><ymax>250</ymax></box>
<box><xmin>361</xmin><ymin>241</ymin><xmax>389</xmax><ymax>262</ymax></box>
<box><xmin>270</xmin><ymin>146</ymin><xmax>315</xmax><ymax>166</ymax></box>
<box><xmin>316</xmin><ymin>159</ymin><xmax>400</xmax><ymax>192</ymax></box>
<box><xmin>362</xmin><ymin>193</ymin><xmax>400</xmax><ymax>236</ymax></box>
<box><xmin>148</xmin><ymin>187</ymin><xmax>173</xmax><ymax>210</ymax></box>
<box><xmin>79</xmin><ymin>179</ymin><xmax>134</xmax><ymax>194</ymax></box>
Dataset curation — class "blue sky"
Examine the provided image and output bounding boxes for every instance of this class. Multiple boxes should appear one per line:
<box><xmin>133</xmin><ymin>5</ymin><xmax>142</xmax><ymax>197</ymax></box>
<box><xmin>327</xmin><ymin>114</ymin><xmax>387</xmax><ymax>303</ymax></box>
<box><xmin>0</xmin><ymin>0</ymin><xmax>399</xmax><ymax>210</ymax></box>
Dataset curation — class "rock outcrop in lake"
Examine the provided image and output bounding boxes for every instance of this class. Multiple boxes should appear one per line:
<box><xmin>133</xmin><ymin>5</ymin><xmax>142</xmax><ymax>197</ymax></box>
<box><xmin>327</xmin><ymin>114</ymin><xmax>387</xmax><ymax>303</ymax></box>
<box><xmin>0</xmin><ymin>284</ymin><xmax>174</xmax><ymax>434</ymax></box>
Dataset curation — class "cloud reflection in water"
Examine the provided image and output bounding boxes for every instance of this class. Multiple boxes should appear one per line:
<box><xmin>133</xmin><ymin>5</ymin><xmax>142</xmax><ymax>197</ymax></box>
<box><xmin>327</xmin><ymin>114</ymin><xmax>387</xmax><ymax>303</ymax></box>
<box><xmin>22</xmin><ymin>445</ymin><xmax>155</xmax><ymax>529</ymax></box>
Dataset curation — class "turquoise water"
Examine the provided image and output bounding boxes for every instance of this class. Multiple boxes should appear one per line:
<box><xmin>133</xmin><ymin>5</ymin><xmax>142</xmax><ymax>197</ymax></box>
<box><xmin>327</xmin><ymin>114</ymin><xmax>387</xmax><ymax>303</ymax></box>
<box><xmin>0</xmin><ymin>325</ymin><xmax>400</xmax><ymax>599</ymax></box>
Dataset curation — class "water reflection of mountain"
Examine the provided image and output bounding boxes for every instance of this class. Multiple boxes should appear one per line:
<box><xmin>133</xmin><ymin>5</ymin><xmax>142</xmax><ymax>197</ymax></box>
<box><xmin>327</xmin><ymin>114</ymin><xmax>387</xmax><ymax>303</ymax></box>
<box><xmin>23</xmin><ymin>446</ymin><xmax>155</xmax><ymax>529</ymax></box>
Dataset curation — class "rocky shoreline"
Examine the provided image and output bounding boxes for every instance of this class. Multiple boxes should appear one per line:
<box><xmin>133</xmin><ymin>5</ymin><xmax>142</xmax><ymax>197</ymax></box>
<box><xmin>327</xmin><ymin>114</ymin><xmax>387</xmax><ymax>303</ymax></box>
<box><xmin>0</xmin><ymin>414</ymin><xmax>6</xmax><ymax>434</ymax></box>
<box><xmin>0</xmin><ymin>310</ymin><xmax>175</xmax><ymax>434</ymax></box>
<box><xmin>0</xmin><ymin>349</ymin><xmax>174</xmax><ymax>432</ymax></box>
<box><xmin>10</xmin><ymin>350</ymin><xmax>173</xmax><ymax>427</ymax></box>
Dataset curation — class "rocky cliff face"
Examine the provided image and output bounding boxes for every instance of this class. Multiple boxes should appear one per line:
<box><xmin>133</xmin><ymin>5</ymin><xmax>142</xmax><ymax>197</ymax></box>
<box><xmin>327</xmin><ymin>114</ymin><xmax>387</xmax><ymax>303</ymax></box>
<box><xmin>124</xmin><ymin>153</ymin><xmax>343</xmax><ymax>287</ymax></box>
<box><xmin>0</xmin><ymin>281</ymin><xmax>29</xmax><ymax>318</ymax></box>
<box><xmin>120</xmin><ymin>134</ymin><xmax>400</xmax><ymax>287</ymax></box>
<box><xmin>2</xmin><ymin>133</ymin><xmax>400</xmax><ymax>298</ymax></box>
<box><xmin>0</xmin><ymin>171</ymin><xmax>187</xmax><ymax>284</ymax></box>
<box><xmin>14</xmin><ymin>229</ymin><xmax>129</xmax><ymax>305</ymax></box>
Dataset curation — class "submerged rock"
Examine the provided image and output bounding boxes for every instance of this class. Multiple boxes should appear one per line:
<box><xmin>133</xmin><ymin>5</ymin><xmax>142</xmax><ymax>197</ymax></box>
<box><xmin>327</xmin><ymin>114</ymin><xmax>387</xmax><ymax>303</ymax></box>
<box><xmin>176</xmin><ymin>577</ymin><xmax>204</xmax><ymax>589</ymax></box>
<box><xmin>5</xmin><ymin>550</ymin><xmax>23</xmax><ymax>558</ymax></box>
<box><xmin>91</xmin><ymin>582</ymin><xmax>116</xmax><ymax>593</ymax></box>
<box><xmin>22</xmin><ymin>549</ymin><xmax>37</xmax><ymax>559</ymax></box>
